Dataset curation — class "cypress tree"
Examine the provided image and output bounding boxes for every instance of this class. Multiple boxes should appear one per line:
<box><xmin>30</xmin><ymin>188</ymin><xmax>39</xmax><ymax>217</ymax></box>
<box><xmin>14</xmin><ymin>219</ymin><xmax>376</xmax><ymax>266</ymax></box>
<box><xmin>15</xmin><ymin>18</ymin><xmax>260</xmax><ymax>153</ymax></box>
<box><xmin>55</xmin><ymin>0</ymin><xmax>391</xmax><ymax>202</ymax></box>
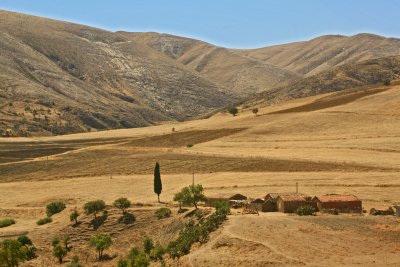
<box><xmin>154</xmin><ymin>162</ymin><xmax>162</xmax><ymax>203</ymax></box>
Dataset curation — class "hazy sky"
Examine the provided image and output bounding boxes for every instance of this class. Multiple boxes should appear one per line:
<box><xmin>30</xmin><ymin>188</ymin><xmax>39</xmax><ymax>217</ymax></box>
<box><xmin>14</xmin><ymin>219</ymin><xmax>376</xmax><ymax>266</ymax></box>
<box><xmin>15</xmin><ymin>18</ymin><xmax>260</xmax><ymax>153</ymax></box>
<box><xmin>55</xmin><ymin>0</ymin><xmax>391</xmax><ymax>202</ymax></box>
<box><xmin>1</xmin><ymin>0</ymin><xmax>399</xmax><ymax>48</ymax></box>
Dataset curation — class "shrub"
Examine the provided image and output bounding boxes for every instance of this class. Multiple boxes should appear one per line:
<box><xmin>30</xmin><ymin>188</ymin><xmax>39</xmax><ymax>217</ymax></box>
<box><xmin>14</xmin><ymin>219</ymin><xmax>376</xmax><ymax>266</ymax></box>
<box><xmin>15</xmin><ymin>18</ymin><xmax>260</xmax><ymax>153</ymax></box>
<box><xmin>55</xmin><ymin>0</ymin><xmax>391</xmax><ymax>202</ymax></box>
<box><xmin>252</xmin><ymin>108</ymin><xmax>259</xmax><ymax>115</ymax></box>
<box><xmin>384</xmin><ymin>79</ymin><xmax>391</xmax><ymax>86</ymax></box>
<box><xmin>296</xmin><ymin>205</ymin><xmax>315</xmax><ymax>216</ymax></box>
<box><xmin>84</xmin><ymin>200</ymin><xmax>106</xmax><ymax>219</ymax></box>
<box><xmin>113</xmin><ymin>198</ymin><xmax>131</xmax><ymax>215</ymax></box>
<box><xmin>46</xmin><ymin>201</ymin><xmax>66</xmax><ymax>217</ymax></box>
<box><xmin>89</xmin><ymin>234</ymin><xmax>112</xmax><ymax>260</ymax></box>
<box><xmin>70</xmin><ymin>209</ymin><xmax>80</xmax><ymax>225</ymax></box>
<box><xmin>67</xmin><ymin>256</ymin><xmax>84</xmax><ymax>267</ymax></box>
<box><xmin>214</xmin><ymin>201</ymin><xmax>230</xmax><ymax>217</ymax></box>
<box><xmin>0</xmin><ymin>239</ymin><xmax>28</xmax><ymax>266</ymax></box>
<box><xmin>0</xmin><ymin>219</ymin><xmax>16</xmax><ymax>228</ymax></box>
<box><xmin>118</xmin><ymin>212</ymin><xmax>136</xmax><ymax>224</ymax></box>
<box><xmin>143</xmin><ymin>237</ymin><xmax>154</xmax><ymax>255</ymax></box>
<box><xmin>117</xmin><ymin>259</ymin><xmax>128</xmax><ymax>267</ymax></box>
<box><xmin>227</xmin><ymin>106</ymin><xmax>239</xmax><ymax>116</ymax></box>
<box><xmin>150</xmin><ymin>244</ymin><xmax>165</xmax><ymax>261</ymax></box>
<box><xmin>124</xmin><ymin>247</ymin><xmax>149</xmax><ymax>267</ymax></box>
<box><xmin>53</xmin><ymin>245</ymin><xmax>67</xmax><ymax>264</ymax></box>
<box><xmin>36</xmin><ymin>217</ymin><xmax>52</xmax><ymax>225</ymax></box>
<box><xmin>155</xmin><ymin>208</ymin><xmax>171</xmax><ymax>219</ymax></box>
<box><xmin>173</xmin><ymin>184</ymin><xmax>207</xmax><ymax>210</ymax></box>
<box><xmin>186</xmin><ymin>144</ymin><xmax>193</xmax><ymax>148</ymax></box>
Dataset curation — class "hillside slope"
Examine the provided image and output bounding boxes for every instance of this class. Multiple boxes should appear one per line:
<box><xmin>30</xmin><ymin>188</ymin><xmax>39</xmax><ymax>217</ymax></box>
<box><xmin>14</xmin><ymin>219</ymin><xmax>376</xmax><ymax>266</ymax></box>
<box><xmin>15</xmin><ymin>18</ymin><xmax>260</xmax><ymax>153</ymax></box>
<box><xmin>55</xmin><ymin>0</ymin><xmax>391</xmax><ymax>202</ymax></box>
<box><xmin>239</xmin><ymin>34</ymin><xmax>400</xmax><ymax>76</ymax></box>
<box><xmin>245</xmin><ymin>55</ymin><xmax>400</xmax><ymax>106</ymax></box>
<box><xmin>119</xmin><ymin>32</ymin><xmax>300</xmax><ymax>96</ymax></box>
<box><xmin>0</xmin><ymin>10</ymin><xmax>236</xmax><ymax>136</ymax></box>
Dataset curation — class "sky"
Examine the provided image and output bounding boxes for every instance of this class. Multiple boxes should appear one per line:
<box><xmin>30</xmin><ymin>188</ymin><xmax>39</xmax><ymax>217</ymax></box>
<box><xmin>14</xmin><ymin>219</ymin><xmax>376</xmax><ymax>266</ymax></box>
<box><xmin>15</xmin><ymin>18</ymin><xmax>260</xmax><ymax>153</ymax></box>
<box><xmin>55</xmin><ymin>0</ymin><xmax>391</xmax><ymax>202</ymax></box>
<box><xmin>0</xmin><ymin>0</ymin><xmax>399</xmax><ymax>48</ymax></box>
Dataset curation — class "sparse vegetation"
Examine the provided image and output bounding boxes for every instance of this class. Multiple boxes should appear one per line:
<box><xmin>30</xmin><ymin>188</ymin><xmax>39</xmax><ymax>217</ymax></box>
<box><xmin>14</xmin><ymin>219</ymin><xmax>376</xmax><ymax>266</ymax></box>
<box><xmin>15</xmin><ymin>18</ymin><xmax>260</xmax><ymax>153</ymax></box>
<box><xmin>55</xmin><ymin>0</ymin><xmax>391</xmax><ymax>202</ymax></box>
<box><xmin>252</xmin><ymin>108</ymin><xmax>259</xmax><ymax>116</ymax></box>
<box><xmin>154</xmin><ymin>162</ymin><xmax>162</xmax><ymax>203</ymax></box>
<box><xmin>84</xmin><ymin>200</ymin><xmax>106</xmax><ymax>219</ymax></box>
<box><xmin>69</xmin><ymin>208</ymin><xmax>80</xmax><ymax>225</ymax></box>
<box><xmin>174</xmin><ymin>184</ymin><xmax>207</xmax><ymax>209</ymax></box>
<box><xmin>53</xmin><ymin>243</ymin><xmax>68</xmax><ymax>264</ymax></box>
<box><xmin>89</xmin><ymin>234</ymin><xmax>112</xmax><ymax>260</ymax></box>
<box><xmin>46</xmin><ymin>201</ymin><xmax>66</xmax><ymax>217</ymax></box>
<box><xmin>113</xmin><ymin>197</ymin><xmax>131</xmax><ymax>215</ymax></box>
<box><xmin>167</xmin><ymin>203</ymin><xmax>228</xmax><ymax>259</ymax></box>
<box><xmin>0</xmin><ymin>239</ymin><xmax>28</xmax><ymax>267</ymax></box>
<box><xmin>296</xmin><ymin>205</ymin><xmax>316</xmax><ymax>216</ymax></box>
<box><xmin>228</xmin><ymin>106</ymin><xmax>239</xmax><ymax>116</ymax></box>
<box><xmin>17</xmin><ymin>236</ymin><xmax>36</xmax><ymax>260</ymax></box>
<box><xmin>67</xmin><ymin>256</ymin><xmax>84</xmax><ymax>267</ymax></box>
<box><xmin>186</xmin><ymin>144</ymin><xmax>193</xmax><ymax>148</ymax></box>
<box><xmin>143</xmin><ymin>237</ymin><xmax>154</xmax><ymax>255</ymax></box>
<box><xmin>155</xmin><ymin>207</ymin><xmax>171</xmax><ymax>219</ymax></box>
<box><xmin>0</xmin><ymin>219</ymin><xmax>16</xmax><ymax>228</ymax></box>
<box><xmin>36</xmin><ymin>217</ymin><xmax>52</xmax><ymax>225</ymax></box>
<box><xmin>384</xmin><ymin>79</ymin><xmax>391</xmax><ymax>86</ymax></box>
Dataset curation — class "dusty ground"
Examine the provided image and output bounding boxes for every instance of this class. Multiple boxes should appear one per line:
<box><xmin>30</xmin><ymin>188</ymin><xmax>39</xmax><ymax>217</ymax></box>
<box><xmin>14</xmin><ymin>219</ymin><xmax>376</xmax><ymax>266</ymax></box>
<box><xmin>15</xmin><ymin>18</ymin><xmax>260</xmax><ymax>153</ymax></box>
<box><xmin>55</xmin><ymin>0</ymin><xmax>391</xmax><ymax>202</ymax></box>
<box><xmin>1</xmin><ymin>85</ymin><xmax>400</xmax><ymax>266</ymax></box>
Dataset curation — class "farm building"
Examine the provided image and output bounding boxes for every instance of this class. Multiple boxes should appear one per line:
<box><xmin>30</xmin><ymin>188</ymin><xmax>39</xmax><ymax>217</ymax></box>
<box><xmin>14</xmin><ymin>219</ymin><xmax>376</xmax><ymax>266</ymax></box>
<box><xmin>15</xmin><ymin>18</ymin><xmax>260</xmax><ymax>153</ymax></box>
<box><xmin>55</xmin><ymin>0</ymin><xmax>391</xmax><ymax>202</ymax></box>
<box><xmin>276</xmin><ymin>194</ymin><xmax>316</xmax><ymax>213</ymax></box>
<box><xmin>229</xmin><ymin>194</ymin><xmax>247</xmax><ymax>201</ymax></box>
<box><xmin>312</xmin><ymin>195</ymin><xmax>362</xmax><ymax>213</ymax></box>
<box><xmin>265</xmin><ymin>192</ymin><xmax>301</xmax><ymax>202</ymax></box>
<box><xmin>250</xmin><ymin>198</ymin><xmax>264</xmax><ymax>211</ymax></box>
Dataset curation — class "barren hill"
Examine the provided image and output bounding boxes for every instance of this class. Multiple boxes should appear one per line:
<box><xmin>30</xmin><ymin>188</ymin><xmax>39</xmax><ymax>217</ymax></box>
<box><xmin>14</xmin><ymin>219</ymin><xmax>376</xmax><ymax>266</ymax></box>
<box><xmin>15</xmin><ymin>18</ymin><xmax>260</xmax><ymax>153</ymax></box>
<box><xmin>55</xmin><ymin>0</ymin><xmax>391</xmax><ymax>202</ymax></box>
<box><xmin>0</xmin><ymin>10</ymin><xmax>237</xmax><ymax>136</ymax></box>
<box><xmin>245</xmin><ymin>55</ymin><xmax>400</xmax><ymax>106</ymax></box>
<box><xmin>239</xmin><ymin>33</ymin><xmax>400</xmax><ymax>76</ymax></box>
<box><xmin>119</xmin><ymin>32</ymin><xmax>300</xmax><ymax>96</ymax></box>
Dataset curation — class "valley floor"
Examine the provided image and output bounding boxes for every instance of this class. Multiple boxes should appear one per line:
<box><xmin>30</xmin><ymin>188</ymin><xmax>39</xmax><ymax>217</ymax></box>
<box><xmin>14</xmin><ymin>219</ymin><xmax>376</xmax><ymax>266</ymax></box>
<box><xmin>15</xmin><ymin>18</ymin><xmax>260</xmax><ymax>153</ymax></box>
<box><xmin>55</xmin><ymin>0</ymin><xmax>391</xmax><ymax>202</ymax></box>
<box><xmin>1</xmin><ymin>85</ymin><xmax>400</xmax><ymax>266</ymax></box>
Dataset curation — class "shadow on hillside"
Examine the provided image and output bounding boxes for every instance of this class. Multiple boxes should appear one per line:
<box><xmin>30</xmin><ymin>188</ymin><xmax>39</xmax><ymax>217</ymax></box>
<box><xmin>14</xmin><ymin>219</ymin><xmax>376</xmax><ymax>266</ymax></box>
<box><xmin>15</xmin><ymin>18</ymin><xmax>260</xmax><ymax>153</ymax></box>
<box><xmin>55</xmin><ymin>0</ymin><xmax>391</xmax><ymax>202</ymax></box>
<box><xmin>118</xmin><ymin>212</ymin><xmax>136</xmax><ymax>224</ymax></box>
<box><xmin>90</xmin><ymin>212</ymin><xmax>108</xmax><ymax>229</ymax></box>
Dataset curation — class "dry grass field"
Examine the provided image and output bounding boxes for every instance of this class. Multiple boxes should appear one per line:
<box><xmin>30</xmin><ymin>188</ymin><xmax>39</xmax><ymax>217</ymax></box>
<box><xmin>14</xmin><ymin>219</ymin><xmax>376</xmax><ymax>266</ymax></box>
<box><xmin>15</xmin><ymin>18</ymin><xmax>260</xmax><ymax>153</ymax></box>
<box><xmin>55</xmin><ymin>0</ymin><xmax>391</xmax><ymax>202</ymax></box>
<box><xmin>1</xmin><ymin>84</ymin><xmax>400</xmax><ymax>266</ymax></box>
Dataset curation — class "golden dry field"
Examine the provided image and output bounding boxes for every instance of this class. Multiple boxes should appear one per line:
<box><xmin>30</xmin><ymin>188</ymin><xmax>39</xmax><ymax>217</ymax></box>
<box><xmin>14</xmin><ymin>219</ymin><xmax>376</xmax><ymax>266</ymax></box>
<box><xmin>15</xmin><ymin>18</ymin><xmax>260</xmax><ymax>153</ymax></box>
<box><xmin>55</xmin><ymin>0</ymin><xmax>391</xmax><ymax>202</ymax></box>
<box><xmin>1</xmin><ymin>84</ymin><xmax>400</xmax><ymax>266</ymax></box>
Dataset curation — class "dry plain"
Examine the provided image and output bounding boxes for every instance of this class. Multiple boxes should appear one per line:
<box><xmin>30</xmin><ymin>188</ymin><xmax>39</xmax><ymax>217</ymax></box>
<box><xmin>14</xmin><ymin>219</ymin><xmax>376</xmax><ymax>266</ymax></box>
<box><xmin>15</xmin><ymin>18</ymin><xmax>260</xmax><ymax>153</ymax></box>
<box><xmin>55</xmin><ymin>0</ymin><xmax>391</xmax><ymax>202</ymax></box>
<box><xmin>1</xmin><ymin>85</ymin><xmax>400</xmax><ymax>266</ymax></box>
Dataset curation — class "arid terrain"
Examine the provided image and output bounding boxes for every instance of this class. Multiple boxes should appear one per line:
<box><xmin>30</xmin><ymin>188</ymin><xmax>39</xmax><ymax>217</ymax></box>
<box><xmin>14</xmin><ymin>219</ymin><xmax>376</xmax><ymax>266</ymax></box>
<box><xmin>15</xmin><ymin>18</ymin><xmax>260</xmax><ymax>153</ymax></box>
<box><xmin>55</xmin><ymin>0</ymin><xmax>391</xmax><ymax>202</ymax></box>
<box><xmin>1</xmin><ymin>81</ymin><xmax>400</xmax><ymax>266</ymax></box>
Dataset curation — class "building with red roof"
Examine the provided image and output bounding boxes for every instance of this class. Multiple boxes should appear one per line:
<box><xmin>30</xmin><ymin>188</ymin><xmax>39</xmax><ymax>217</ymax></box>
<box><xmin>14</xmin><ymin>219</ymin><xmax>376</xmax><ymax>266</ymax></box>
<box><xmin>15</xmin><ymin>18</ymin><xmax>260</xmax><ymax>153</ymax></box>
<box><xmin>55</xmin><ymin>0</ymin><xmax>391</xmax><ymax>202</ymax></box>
<box><xmin>312</xmin><ymin>195</ymin><xmax>362</xmax><ymax>213</ymax></box>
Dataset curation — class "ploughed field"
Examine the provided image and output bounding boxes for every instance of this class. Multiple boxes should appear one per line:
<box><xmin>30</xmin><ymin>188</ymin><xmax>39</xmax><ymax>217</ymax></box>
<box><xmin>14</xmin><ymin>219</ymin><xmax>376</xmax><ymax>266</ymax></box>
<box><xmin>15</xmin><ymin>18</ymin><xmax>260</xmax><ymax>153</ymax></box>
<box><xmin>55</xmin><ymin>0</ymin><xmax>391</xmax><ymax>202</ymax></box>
<box><xmin>1</xmin><ymin>85</ymin><xmax>400</xmax><ymax>266</ymax></box>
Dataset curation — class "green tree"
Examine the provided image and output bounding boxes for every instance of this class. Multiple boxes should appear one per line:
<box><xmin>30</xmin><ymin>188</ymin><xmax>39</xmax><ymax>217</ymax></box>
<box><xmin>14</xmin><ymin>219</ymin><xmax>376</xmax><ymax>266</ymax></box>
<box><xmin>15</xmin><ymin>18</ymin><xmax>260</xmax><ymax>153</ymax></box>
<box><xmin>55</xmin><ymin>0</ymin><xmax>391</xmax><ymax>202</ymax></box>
<box><xmin>0</xmin><ymin>239</ymin><xmax>27</xmax><ymax>267</ymax></box>
<box><xmin>173</xmin><ymin>191</ymin><xmax>184</xmax><ymax>211</ymax></box>
<box><xmin>143</xmin><ymin>237</ymin><xmax>154</xmax><ymax>255</ymax></box>
<box><xmin>228</xmin><ymin>106</ymin><xmax>238</xmax><ymax>116</ymax></box>
<box><xmin>53</xmin><ymin>245</ymin><xmax>67</xmax><ymax>264</ymax></box>
<box><xmin>153</xmin><ymin>162</ymin><xmax>162</xmax><ymax>203</ymax></box>
<box><xmin>174</xmin><ymin>184</ymin><xmax>207</xmax><ymax>209</ymax></box>
<box><xmin>46</xmin><ymin>201</ymin><xmax>66</xmax><ymax>217</ymax></box>
<box><xmin>252</xmin><ymin>108</ymin><xmax>259</xmax><ymax>116</ymax></box>
<box><xmin>69</xmin><ymin>209</ymin><xmax>80</xmax><ymax>225</ymax></box>
<box><xmin>83</xmin><ymin>200</ymin><xmax>106</xmax><ymax>219</ymax></box>
<box><xmin>89</xmin><ymin>234</ymin><xmax>112</xmax><ymax>260</ymax></box>
<box><xmin>113</xmin><ymin>198</ymin><xmax>131</xmax><ymax>215</ymax></box>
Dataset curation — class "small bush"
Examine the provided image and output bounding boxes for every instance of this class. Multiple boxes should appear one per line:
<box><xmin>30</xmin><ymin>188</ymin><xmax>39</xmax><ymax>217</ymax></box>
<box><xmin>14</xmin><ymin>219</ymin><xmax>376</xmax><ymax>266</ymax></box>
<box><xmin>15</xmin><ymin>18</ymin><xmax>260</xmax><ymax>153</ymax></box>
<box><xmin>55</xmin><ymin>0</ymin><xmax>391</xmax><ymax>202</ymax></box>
<box><xmin>36</xmin><ymin>217</ymin><xmax>52</xmax><ymax>225</ymax></box>
<box><xmin>0</xmin><ymin>219</ymin><xmax>16</xmax><ymax>228</ymax></box>
<box><xmin>113</xmin><ymin>198</ymin><xmax>131</xmax><ymax>215</ymax></box>
<box><xmin>186</xmin><ymin>144</ymin><xmax>193</xmax><ymax>148</ymax></box>
<box><xmin>155</xmin><ymin>208</ymin><xmax>171</xmax><ymax>219</ymax></box>
<box><xmin>67</xmin><ymin>256</ymin><xmax>84</xmax><ymax>267</ymax></box>
<box><xmin>46</xmin><ymin>201</ymin><xmax>66</xmax><ymax>217</ymax></box>
<box><xmin>384</xmin><ymin>79</ymin><xmax>391</xmax><ymax>86</ymax></box>
<box><xmin>84</xmin><ymin>200</ymin><xmax>106</xmax><ymax>219</ymax></box>
<box><xmin>143</xmin><ymin>237</ymin><xmax>154</xmax><ymax>255</ymax></box>
<box><xmin>296</xmin><ymin>205</ymin><xmax>315</xmax><ymax>216</ymax></box>
<box><xmin>118</xmin><ymin>212</ymin><xmax>136</xmax><ymax>224</ymax></box>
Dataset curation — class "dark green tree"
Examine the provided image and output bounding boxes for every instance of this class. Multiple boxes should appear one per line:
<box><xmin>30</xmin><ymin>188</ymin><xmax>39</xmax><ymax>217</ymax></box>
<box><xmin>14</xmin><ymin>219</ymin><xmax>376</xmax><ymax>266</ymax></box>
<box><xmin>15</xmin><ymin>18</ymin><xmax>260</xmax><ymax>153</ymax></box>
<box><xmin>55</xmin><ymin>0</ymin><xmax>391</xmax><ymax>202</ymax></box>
<box><xmin>89</xmin><ymin>234</ymin><xmax>112</xmax><ymax>260</ymax></box>
<box><xmin>153</xmin><ymin>162</ymin><xmax>162</xmax><ymax>203</ymax></box>
<box><xmin>113</xmin><ymin>198</ymin><xmax>131</xmax><ymax>215</ymax></box>
<box><xmin>228</xmin><ymin>106</ymin><xmax>238</xmax><ymax>116</ymax></box>
<box><xmin>83</xmin><ymin>200</ymin><xmax>106</xmax><ymax>219</ymax></box>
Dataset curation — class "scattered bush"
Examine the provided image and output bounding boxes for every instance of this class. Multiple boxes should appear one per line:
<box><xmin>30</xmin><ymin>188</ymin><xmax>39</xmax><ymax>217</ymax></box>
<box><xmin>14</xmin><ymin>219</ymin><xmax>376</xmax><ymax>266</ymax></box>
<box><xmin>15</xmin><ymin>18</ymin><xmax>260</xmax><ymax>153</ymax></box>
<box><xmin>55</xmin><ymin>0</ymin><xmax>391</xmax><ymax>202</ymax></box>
<box><xmin>384</xmin><ymin>79</ymin><xmax>391</xmax><ymax>86</ymax></box>
<box><xmin>70</xmin><ymin>209</ymin><xmax>80</xmax><ymax>225</ymax></box>
<box><xmin>0</xmin><ymin>239</ymin><xmax>28</xmax><ymax>266</ymax></box>
<box><xmin>0</xmin><ymin>219</ymin><xmax>16</xmax><ymax>228</ymax></box>
<box><xmin>252</xmin><ymin>108</ymin><xmax>259</xmax><ymax>115</ymax></box>
<box><xmin>296</xmin><ymin>205</ymin><xmax>315</xmax><ymax>216</ymax></box>
<box><xmin>53</xmin><ymin>244</ymin><xmax>68</xmax><ymax>264</ymax></box>
<box><xmin>143</xmin><ymin>237</ymin><xmax>154</xmax><ymax>255</ymax></box>
<box><xmin>89</xmin><ymin>233</ymin><xmax>112</xmax><ymax>260</ymax></box>
<box><xmin>186</xmin><ymin>144</ymin><xmax>193</xmax><ymax>148</ymax></box>
<box><xmin>84</xmin><ymin>200</ymin><xmax>106</xmax><ymax>219</ymax></box>
<box><xmin>113</xmin><ymin>198</ymin><xmax>131</xmax><ymax>215</ymax></box>
<box><xmin>118</xmin><ymin>212</ymin><xmax>136</xmax><ymax>224</ymax></box>
<box><xmin>149</xmin><ymin>244</ymin><xmax>165</xmax><ymax>262</ymax></box>
<box><xmin>214</xmin><ymin>201</ymin><xmax>230</xmax><ymax>216</ymax></box>
<box><xmin>36</xmin><ymin>217</ymin><xmax>52</xmax><ymax>225</ymax></box>
<box><xmin>227</xmin><ymin>106</ymin><xmax>239</xmax><ymax>116</ymax></box>
<box><xmin>67</xmin><ymin>256</ymin><xmax>84</xmax><ymax>267</ymax></box>
<box><xmin>46</xmin><ymin>201</ymin><xmax>66</xmax><ymax>217</ymax></box>
<box><xmin>167</xmin><ymin>205</ymin><xmax>228</xmax><ymax>259</ymax></box>
<box><xmin>155</xmin><ymin>208</ymin><xmax>171</xmax><ymax>219</ymax></box>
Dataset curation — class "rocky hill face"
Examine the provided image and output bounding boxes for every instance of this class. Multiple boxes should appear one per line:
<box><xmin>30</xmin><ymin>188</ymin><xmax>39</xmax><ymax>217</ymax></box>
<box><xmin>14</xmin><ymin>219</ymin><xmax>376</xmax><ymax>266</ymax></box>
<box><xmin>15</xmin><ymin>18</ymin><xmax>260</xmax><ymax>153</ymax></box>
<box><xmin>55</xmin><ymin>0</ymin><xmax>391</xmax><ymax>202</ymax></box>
<box><xmin>239</xmin><ymin>34</ymin><xmax>400</xmax><ymax>77</ymax></box>
<box><xmin>245</xmin><ymin>55</ymin><xmax>400</xmax><ymax>106</ymax></box>
<box><xmin>0</xmin><ymin>10</ymin><xmax>237</xmax><ymax>136</ymax></box>
<box><xmin>118</xmin><ymin>32</ymin><xmax>301</xmax><ymax>96</ymax></box>
<box><xmin>2</xmin><ymin>10</ymin><xmax>400</xmax><ymax>137</ymax></box>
